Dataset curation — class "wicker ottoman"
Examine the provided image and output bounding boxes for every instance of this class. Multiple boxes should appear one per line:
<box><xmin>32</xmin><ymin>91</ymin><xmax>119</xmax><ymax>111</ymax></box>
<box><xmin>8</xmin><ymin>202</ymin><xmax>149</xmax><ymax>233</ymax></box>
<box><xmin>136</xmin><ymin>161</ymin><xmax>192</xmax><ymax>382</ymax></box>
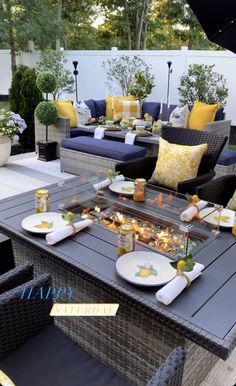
<box><xmin>60</xmin><ymin>137</ymin><xmax>146</xmax><ymax>175</ymax></box>
<box><xmin>215</xmin><ymin>149</ymin><xmax>236</xmax><ymax>178</ymax></box>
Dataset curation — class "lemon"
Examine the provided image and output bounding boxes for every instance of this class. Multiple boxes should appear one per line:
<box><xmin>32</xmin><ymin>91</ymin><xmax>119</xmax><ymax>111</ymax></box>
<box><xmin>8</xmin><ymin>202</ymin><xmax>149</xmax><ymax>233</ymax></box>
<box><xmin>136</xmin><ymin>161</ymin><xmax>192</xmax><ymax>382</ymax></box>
<box><xmin>191</xmin><ymin>195</ymin><xmax>199</xmax><ymax>204</ymax></box>
<box><xmin>177</xmin><ymin>260</ymin><xmax>186</xmax><ymax>273</ymax></box>
<box><xmin>139</xmin><ymin>269</ymin><xmax>152</xmax><ymax>277</ymax></box>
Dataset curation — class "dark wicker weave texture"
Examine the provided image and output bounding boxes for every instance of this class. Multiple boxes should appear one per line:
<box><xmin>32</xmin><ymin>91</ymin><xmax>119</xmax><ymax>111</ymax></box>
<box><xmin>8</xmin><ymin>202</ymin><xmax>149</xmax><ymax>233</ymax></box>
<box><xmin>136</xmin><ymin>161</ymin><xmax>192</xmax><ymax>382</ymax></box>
<box><xmin>0</xmin><ymin>274</ymin><xmax>53</xmax><ymax>359</ymax></box>
<box><xmin>147</xmin><ymin>347</ymin><xmax>186</xmax><ymax>386</ymax></box>
<box><xmin>116</xmin><ymin>126</ymin><xmax>227</xmax><ymax>194</ymax></box>
<box><xmin>0</xmin><ymin>262</ymin><xmax>33</xmax><ymax>295</ymax></box>
<box><xmin>0</xmin><ymin>272</ymin><xmax>186</xmax><ymax>386</ymax></box>
<box><xmin>197</xmin><ymin>175</ymin><xmax>236</xmax><ymax>206</ymax></box>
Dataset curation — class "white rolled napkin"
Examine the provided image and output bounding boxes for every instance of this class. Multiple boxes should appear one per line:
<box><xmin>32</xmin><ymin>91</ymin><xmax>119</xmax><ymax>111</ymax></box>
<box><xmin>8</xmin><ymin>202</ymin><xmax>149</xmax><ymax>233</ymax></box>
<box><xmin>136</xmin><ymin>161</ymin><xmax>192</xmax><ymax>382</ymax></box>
<box><xmin>94</xmin><ymin>126</ymin><xmax>106</xmax><ymax>139</ymax></box>
<box><xmin>125</xmin><ymin>132</ymin><xmax>137</xmax><ymax>145</ymax></box>
<box><xmin>93</xmin><ymin>174</ymin><xmax>125</xmax><ymax>191</ymax></box>
<box><xmin>156</xmin><ymin>262</ymin><xmax>204</xmax><ymax>305</ymax></box>
<box><xmin>180</xmin><ymin>200</ymin><xmax>208</xmax><ymax>222</ymax></box>
<box><xmin>46</xmin><ymin>219</ymin><xmax>93</xmax><ymax>245</ymax></box>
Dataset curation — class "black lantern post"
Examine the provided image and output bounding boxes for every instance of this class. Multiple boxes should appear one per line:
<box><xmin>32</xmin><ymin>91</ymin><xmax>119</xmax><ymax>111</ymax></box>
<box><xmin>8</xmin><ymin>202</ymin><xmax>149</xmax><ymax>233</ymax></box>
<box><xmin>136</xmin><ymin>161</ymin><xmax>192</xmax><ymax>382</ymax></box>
<box><xmin>167</xmin><ymin>61</ymin><xmax>172</xmax><ymax>121</ymax></box>
<box><xmin>73</xmin><ymin>60</ymin><xmax>79</xmax><ymax>103</ymax></box>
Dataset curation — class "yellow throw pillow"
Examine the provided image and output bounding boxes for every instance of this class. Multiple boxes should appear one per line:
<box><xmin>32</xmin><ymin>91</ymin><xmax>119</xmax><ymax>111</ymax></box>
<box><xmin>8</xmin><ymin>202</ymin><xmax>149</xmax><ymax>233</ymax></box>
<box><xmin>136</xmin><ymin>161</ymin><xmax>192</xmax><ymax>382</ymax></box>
<box><xmin>149</xmin><ymin>137</ymin><xmax>208</xmax><ymax>190</ymax></box>
<box><xmin>113</xmin><ymin>100</ymin><xmax>141</xmax><ymax>121</ymax></box>
<box><xmin>106</xmin><ymin>95</ymin><xmax>135</xmax><ymax>120</ymax></box>
<box><xmin>188</xmin><ymin>101</ymin><xmax>220</xmax><ymax>131</ymax></box>
<box><xmin>51</xmin><ymin>100</ymin><xmax>77</xmax><ymax>128</ymax></box>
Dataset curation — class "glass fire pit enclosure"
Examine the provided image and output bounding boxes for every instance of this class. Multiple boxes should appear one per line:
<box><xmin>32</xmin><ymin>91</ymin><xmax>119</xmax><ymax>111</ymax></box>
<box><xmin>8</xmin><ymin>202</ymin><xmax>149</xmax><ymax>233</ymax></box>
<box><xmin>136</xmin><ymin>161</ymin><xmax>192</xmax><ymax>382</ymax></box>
<box><xmin>57</xmin><ymin>175</ymin><xmax>222</xmax><ymax>259</ymax></box>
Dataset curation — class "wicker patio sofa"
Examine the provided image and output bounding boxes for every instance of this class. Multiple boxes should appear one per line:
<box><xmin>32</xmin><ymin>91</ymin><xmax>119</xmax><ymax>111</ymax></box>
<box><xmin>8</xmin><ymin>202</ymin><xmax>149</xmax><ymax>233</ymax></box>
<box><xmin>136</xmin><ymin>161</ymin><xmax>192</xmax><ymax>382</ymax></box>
<box><xmin>116</xmin><ymin>126</ymin><xmax>227</xmax><ymax>195</ymax></box>
<box><xmin>0</xmin><ymin>273</ymin><xmax>186</xmax><ymax>386</ymax></box>
<box><xmin>34</xmin><ymin>99</ymin><xmax>231</xmax><ymax>158</ymax></box>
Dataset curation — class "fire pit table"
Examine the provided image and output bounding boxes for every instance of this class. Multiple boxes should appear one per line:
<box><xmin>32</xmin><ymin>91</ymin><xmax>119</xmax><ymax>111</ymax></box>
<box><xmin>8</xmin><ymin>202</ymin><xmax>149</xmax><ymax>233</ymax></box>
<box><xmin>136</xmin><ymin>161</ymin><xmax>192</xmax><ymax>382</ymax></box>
<box><xmin>0</xmin><ymin>172</ymin><xmax>235</xmax><ymax>386</ymax></box>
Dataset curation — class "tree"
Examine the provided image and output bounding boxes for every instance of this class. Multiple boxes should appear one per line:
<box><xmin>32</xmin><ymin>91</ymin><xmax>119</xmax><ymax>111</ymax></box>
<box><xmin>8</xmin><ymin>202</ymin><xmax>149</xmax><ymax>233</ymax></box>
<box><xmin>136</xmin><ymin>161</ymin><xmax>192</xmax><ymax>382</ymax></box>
<box><xmin>153</xmin><ymin>0</ymin><xmax>217</xmax><ymax>50</ymax></box>
<box><xmin>9</xmin><ymin>66</ymin><xmax>28</xmax><ymax>113</ymax></box>
<box><xmin>19</xmin><ymin>68</ymin><xmax>43</xmax><ymax>149</ymax></box>
<box><xmin>103</xmin><ymin>55</ymin><xmax>154</xmax><ymax>95</ymax></box>
<box><xmin>178</xmin><ymin>64</ymin><xmax>228</xmax><ymax>106</ymax></box>
<box><xmin>36</xmin><ymin>50</ymin><xmax>74</xmax><ymax>100</ymax></box>
<box><xmin>0</xmin><ymin>0</ymin><xmax>61</xmax><ymax>74</ymax></box>
<box><xmin>98</xmin><ymin>0</ymin><xmax>152</xmax><ymax>49</ymax></box>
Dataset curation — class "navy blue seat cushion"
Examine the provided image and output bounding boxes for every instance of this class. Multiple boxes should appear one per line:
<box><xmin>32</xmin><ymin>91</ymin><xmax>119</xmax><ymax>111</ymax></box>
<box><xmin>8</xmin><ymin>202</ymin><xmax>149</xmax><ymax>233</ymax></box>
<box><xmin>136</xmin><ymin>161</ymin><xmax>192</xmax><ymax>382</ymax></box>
<box><xmin>84</xmin><ymin>99</ymin><xmax>96</xmax><ymax>118</ymax></box>
<box><xmin>142</xmin><ymin>102</ymin><xmax>160</xmax><ymax>121</ymax></box>
<box><xmin>94</xmin><ymin>99</ymin><xmax>106</xmax><ymax>118</ymax></box>
<box><xmin>217</xmin><ymin>149</ymin><xmax>236</xmax><ymax>166</ymax></box>
<box><xmin>70</xmin><ymin>128</ymin><xmax>92</xmax><ymax>138</ymax></box>
<box><xmin>0</xmin><ymin>325</ymin><xmax>130</xmax><ymax>386</ymax></box>
<box><xmin>61</xmin><ymin>137</ymin><xmax>146</xmax><ymax>162</ymax></box>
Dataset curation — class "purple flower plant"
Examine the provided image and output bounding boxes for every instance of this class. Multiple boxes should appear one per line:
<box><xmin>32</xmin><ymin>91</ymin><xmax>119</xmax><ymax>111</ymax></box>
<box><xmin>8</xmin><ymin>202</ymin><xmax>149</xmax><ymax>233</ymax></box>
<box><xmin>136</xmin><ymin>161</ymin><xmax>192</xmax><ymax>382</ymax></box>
<box><xmin>0</xmin><ymin>109</ymin><xmax>27</xmax><ymax>141</ymax></box>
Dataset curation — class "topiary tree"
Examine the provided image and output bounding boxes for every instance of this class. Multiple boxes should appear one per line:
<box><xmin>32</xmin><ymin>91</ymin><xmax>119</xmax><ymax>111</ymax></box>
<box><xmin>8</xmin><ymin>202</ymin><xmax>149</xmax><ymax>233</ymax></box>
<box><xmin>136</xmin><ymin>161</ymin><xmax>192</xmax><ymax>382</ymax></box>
<box><xmin>9</xmin><ymin>66</ymin><xmax>28</xmax><ymax>113</ymax></box>
<box><xmin>18</xmin><ymin>68</ymin><xmax>43</xmax><ymax>150</ymax></box>
<box><xmin>36</xmin><ymin>50</ymin><xmax>74</xmax><ymax>100</ymax></box>
<box><xmin>35</xmin><ymin>72</ymin><xmax>58</xmax><ymax>142</ymax></box>
<box><xmin>178</xmin><ymin>64</ymin><xmax>228</xmax><ymax>107</ymax></box>
<box><xmin>36</xmin><ymin>71</ymin><xmax>58</xmax><ymax>95</ymax></box>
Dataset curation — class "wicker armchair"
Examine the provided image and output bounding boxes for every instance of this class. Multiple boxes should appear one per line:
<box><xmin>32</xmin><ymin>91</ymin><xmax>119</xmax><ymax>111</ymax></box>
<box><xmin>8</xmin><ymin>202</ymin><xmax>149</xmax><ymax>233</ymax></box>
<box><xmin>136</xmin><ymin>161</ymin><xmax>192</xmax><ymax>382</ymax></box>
<box><xmin>197</xmin><ymin>175</ymin><xmax>236</xmax><ymax>206</ymax></box>
<box><xmin>116</xmin><ymin>126</ymin><xmax>227</xmax><ymax>195</ymax></box>
<box><xmin>0</xmin><ymin>274</ymin><xmax>186</xmax><ymax>386</ymax></box>
<box><xmin>0</xmin><ymin>263</ymin><xmax>33</xmax><ymax>295</ymax></box>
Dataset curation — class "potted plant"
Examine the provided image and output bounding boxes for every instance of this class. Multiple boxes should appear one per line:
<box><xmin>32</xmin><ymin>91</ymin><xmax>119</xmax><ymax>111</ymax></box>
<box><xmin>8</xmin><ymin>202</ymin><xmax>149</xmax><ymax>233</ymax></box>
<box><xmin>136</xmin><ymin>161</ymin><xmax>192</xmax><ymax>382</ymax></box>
<box><xmin>35</xmin><ymin>71</ymin><xmax>59</xmax><ymax>161</ymax></box>
<box><xmin>178</xmin><ymin>64</ymin><xmax>228</xmax><ymax>106</ymax></box>
<box><xmin>129</xmin><ymin>70</ymin><xmax>155</xmax><ymax>116</ymax></box>
<box><xmin>0</xmin><ymin>109</ymin><xmax>26</xmax><ymax>166</ymax></box>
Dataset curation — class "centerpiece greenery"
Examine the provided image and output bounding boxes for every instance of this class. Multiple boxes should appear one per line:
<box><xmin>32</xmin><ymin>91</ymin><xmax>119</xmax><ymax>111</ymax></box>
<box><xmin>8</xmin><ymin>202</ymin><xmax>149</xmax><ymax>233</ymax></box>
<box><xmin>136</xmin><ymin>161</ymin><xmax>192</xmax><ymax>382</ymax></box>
<box><xmin>178</xmin><ymin>64</ymin><xmax>228</xmax><ymax>106</ymax></box>
<box><xmin>129</xmin><ymin>70</ymin><xmax>155</xmax><ymax>106</ymax></box>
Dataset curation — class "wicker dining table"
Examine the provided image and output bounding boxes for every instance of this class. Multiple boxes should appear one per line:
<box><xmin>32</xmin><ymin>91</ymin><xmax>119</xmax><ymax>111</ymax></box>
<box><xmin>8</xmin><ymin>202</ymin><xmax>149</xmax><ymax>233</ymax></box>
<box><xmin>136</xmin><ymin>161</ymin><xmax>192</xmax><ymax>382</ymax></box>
<box><xmin>0</xmin><ymin>173</ymin><xmax>235</xmax><ymax>386</ymax></box>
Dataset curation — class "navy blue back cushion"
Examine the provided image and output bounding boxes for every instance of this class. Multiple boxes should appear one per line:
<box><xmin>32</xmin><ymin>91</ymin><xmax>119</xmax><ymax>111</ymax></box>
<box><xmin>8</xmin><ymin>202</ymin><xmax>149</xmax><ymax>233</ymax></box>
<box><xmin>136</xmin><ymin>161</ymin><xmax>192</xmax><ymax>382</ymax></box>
<box><xmin>142</xmin><ymin>102</ymin><xmax>160</xmax><ymax>121</ymax></box>
<box><xmin>215</xmin><ymin>107</ymin><xmax>224</xmax><ymax>121</ymax></box>
<box><xmin>161</xmin><ymin>104</ymin><xmax>177</xmax><ymax>121</ymax></box>
<box><xmin>94</xmin><ymin>100</ymin><xmax>106</xmax><ymax>118</ymax></box>
<box><xmin>84</xmin><ymin>99</ymin><xmax>96</xmax><ymax>118</ymax></box>
<box><xmin>188</xmin><ymin>104</ymin><xmax>224</xmax><ymax>121</ymax></box>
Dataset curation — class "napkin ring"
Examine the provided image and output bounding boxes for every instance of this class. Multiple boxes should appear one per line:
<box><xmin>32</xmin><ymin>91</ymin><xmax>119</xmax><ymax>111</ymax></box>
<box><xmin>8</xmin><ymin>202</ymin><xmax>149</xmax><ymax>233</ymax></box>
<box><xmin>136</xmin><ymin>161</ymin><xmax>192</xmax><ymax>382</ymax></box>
<box><xmin>175</xmin><ymin>272</ymin><xmax>191</xmax><ymax>287</ymax></box>
<box><xmin>67</xmin><ymin>223</ymin><xmax>76</xmax><ymax>236</ymax></box>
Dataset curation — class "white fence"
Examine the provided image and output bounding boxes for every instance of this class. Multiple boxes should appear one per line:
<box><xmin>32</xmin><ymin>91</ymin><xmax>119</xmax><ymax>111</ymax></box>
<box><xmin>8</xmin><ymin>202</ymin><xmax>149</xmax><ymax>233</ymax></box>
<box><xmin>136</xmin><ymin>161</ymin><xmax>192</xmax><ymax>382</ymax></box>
<box><xmin>1</xmin><ymin>48</ymin><xmax>236</xmax><ymax>124</ymax></box>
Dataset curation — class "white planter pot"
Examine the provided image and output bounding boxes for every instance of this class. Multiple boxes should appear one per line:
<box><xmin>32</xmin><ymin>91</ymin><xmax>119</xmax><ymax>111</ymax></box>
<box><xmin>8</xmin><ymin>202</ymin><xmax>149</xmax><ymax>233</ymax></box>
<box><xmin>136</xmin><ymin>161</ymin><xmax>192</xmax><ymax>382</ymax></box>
<box><xmin>0</xmin><ymin>136</ymin><xmax>11</xmax><ymax>167</ymax></box>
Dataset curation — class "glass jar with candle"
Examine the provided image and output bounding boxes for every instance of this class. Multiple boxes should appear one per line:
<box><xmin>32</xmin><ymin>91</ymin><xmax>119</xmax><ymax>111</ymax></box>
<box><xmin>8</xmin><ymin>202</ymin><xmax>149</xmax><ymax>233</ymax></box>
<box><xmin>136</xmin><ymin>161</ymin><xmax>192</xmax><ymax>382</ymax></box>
<box><xmin>232</xmin><ymin>215</ymin><xmax>236</xmax><ymax>237</ymax></box>
<box><xmin>133</xmin><ymin>178</ymin><xmax>146</xmax><ymax>202</ymax></box>
<box><xmin>117</xmin><ymin>223</ymin><xmax>135</xmax><ymax>256</ymax></box>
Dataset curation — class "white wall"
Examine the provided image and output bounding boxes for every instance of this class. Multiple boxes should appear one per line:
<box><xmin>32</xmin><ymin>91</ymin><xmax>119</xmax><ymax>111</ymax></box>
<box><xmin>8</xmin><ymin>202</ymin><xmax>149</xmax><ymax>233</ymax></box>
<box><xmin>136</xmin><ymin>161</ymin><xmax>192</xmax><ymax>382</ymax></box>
<box><xmin>1</xmin><ymin>48</ymin><xmax>236</xmax><ymax>124</ymax></box>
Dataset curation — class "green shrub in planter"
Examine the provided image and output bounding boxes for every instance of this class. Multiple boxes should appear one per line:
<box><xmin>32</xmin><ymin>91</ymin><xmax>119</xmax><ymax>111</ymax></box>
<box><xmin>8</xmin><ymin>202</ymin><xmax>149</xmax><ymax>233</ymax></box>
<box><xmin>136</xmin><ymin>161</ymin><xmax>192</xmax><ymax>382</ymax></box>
<box><xmin>35</xmin><ymin>101</ymin><xmax>58</xmax><ymax>126</ymax></box>
<box><xmin>19</xmin><ymin>68</ymin><xmax>43</xmax><ymax>150</ymax></box>
<box><xmin>36</xmin><ymin>71</ymin><xmax>58</xmax><ymax>94</ymax></box>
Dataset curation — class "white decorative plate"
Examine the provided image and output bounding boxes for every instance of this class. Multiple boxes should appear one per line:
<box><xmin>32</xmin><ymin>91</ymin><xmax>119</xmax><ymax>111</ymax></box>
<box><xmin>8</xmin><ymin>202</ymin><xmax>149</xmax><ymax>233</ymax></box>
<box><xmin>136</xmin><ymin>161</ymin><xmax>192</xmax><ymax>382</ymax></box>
<box><xmin>109</xmin><ymin>181</ymin><xmax>135</xmax><ymax>195</ymax></box>
<box><xmin>199</xmin><ymin>207</ymin><xmax>235</xmax><ymax>228</ymax></box>
<box><xmin>21</xmin><ymin>212</ymin><xmax>68</xmax><ymax>234</ymax></box>
<box><xmin>116</xmin><ymin>251</ymin><xmax>176</xmax><ymax>286</ymax></box>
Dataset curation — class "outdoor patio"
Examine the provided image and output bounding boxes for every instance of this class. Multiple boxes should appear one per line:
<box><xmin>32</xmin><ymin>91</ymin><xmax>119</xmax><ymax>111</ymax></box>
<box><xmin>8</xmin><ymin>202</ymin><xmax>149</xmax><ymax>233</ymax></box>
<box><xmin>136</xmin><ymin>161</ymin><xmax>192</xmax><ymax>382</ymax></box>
<box><xmin>0</xmin><ymin>152</ymin><xmax>235</xmax><ymax>386</ymax></box>
<box><xmin>1</xmin><ymin>1</ymin><xmax>236</xmax><ymax>385</ymax></box>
